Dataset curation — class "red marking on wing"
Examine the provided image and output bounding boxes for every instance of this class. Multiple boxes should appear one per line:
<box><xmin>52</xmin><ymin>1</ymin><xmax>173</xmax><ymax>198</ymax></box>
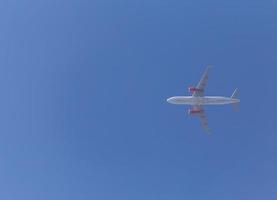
<box><xmin>188</xmin><ymin>86</ymin><xmax>204</xmax><ymax>93</ymax></box>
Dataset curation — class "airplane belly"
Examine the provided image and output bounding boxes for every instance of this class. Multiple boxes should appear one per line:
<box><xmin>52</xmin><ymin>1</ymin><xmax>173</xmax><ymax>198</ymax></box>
<box><xmin>177</xmin><ymin>98</ymin><xmax>195</xmax><ymax>104</ymax></box>
<box><xmin>201</xmin><ymin>97</ymin><xmax>234</xmax><ymax>105</ymax></box>
<box><xmin>167</xmin><ymin>96</ymin><xmax>237</xmax><ymax>105</ymax></box>
<box><xmin>167</xmin><ymin>97</ymin><xmax>193</xmax><ymax>104</ymax></box>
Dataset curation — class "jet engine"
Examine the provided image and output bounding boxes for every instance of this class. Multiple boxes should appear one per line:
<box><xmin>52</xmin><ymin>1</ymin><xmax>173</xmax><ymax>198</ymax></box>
<box><xmin>188</xmin><ymin>86</ymin><xmax>203</xmax><ymax>93</ymax></box>
<box><xmin>188</xmin><ymin>109</ymin><xmax>203</xmax><ymax>115</ymax></box>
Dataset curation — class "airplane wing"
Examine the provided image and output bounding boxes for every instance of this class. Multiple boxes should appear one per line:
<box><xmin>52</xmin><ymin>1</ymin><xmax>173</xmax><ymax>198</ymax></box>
<box><xmin>191</xmin><ymin>105</ymin><xmax>210</xmax><ymax>133</ymax></box>
<box><xmin>193</xmin><ymin>66</ymin><xmax>212</xmax><ymax>97</ymax></box>
<box><xmin>199</xmin><ymin>112</ymin><xmax>210</xmax><ymax>133</ymax></box>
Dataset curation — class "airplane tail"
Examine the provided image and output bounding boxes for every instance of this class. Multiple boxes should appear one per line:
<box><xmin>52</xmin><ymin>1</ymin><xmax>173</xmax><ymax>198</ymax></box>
<box><xmin>231</xmin><ymin>88</ymin><xmax>239</xmax><ymax>112</ymax></box>
<box><xmin>231</xmin><ymin>88</ymin><xmax>239</xmax><ymax>99</ymax></box>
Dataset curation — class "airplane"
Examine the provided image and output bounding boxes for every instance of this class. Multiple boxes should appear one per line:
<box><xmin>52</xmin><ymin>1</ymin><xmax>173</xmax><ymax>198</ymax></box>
<box><xmin>167</xmin><ymin>66</ymin><xmax>240</xmax><ymax>132</ymax></box>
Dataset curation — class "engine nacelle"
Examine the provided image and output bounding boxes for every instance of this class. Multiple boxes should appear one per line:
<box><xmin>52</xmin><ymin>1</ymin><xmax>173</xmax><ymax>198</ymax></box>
<box><xmin>188</xmin><ymin>86</ymin><xmax>203</xmax><ymax>93</ymax></box>
<box><xmin>188</xmin><ymin>109</ymin><xmax>203</xmax><ymax>115</ymax></box>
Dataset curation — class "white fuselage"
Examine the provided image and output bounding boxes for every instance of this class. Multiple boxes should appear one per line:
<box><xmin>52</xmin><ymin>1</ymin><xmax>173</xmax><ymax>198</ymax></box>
<box><xmin>167</xmin><ymin>96</ymin><xmax>240</xmax><ymax>105</ymax></box>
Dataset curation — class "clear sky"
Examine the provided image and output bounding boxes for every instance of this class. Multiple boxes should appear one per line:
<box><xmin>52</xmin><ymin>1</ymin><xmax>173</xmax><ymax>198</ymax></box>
<box><xmin>0</xmin><ymin>0</ymin><xmax>277</xmax><ymax>199</ymax></box>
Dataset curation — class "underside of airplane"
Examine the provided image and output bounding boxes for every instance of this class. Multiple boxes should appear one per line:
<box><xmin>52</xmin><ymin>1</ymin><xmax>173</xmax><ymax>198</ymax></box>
<box><xmin>167</xmin><ymin>66</ymin><xmax>240</xmax><ymax>132</ymax></box>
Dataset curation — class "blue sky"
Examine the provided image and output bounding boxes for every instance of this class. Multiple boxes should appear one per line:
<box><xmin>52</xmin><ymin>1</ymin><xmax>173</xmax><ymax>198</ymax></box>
<box><xmin>0</xmin><ymin>0</ymin><xmax>277</xmax><ymax>199</ymax></box>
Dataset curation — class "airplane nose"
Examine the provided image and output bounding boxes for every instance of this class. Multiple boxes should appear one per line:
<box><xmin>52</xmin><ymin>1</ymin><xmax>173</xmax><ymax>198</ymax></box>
<box><xmin>167</xmin><ymin>97</ymin><xmax>173</xmax><ymax>103</ymax></box>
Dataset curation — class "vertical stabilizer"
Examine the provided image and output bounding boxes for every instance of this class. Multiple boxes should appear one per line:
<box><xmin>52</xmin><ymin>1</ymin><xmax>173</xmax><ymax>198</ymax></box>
<box><xmin>231</xmin><ymin>88</ymin><xmax>239</xmax><ymax>112</ymax></box>
<box><xmin>231</xmin><ymin>88</ymin><xmax>239</xmax><ymax>99</ymax></box>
